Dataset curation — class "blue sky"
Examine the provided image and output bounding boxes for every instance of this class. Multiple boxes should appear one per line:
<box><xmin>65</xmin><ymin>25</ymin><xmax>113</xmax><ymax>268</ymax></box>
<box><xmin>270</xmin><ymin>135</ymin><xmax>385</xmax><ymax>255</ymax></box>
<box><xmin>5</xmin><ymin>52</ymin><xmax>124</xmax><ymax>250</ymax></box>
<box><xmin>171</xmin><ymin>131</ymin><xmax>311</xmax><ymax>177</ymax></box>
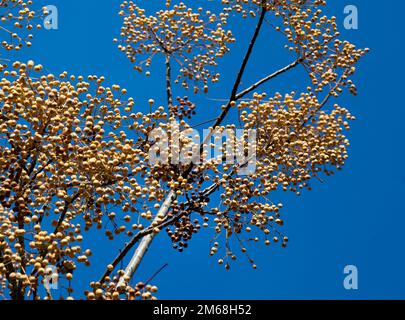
<box><xmin>6</xmin><ymin>0</ymin><xmax>405</xmax><ymax>299</ymax></box>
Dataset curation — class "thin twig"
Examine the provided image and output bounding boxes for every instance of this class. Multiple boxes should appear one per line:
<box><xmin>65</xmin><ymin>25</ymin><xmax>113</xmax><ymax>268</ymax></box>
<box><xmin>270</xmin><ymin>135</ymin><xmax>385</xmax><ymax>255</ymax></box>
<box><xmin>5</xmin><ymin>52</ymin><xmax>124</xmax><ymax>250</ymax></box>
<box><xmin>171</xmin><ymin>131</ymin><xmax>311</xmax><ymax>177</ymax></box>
<box><xmin>165</xmin><ymin>54</ymin><xmax>173</xmax><ymax>113</ymax></box>
<box><xmin>210</xmin><ymin>4</ymin><xmax>267</xmax><ymax>132</ymax></box>
<box><xmin>235</xmin><ymin>58</ymin><xmax>303</xmax><ymax>100</ymax></box>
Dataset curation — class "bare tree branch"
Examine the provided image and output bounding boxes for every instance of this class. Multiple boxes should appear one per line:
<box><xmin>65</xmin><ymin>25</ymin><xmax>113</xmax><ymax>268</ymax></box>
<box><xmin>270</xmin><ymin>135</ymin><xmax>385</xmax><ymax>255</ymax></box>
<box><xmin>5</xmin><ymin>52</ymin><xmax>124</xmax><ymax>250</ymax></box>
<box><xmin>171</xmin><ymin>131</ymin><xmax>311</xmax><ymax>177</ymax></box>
<box><xmin>235</xmin><ymin>57</ymin><xmax>303</xmax><ymax>100</ymax></box>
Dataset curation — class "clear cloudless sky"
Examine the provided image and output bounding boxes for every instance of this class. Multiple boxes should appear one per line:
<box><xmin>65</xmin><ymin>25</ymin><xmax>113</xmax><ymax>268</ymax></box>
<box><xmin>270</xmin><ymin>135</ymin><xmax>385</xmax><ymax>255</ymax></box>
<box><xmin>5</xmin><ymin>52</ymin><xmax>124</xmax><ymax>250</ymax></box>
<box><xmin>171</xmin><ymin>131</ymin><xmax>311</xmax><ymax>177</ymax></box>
<box><xmin>7</xmin><ymin>0</ymin><xmax>405</xmax><ymax>299</ymax></box>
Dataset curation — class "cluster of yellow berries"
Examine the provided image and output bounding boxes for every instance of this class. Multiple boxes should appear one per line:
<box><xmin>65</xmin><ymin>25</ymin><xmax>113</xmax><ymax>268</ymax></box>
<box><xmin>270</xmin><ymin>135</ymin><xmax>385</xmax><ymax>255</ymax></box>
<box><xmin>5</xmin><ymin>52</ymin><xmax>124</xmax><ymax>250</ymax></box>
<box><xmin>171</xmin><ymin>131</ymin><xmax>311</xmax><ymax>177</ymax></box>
<box><xmin>193</xmin><ymin>84</ymin><xmax>355</xmax><ymax>267</ymax></box>
<box><xmin>115</xmin><ymin>1</ymin><xmax>235</xmax><ymax>92</ymax></box>
<box><xmin>0</xmin><ymin>61</ymin><xmax>167</xmax><ymax>299</ymax></box>
<box><xmin>222</xmin><ymin>0</ymin><xmax>319</xmax><ymax>16</ymax></box>
<box><xmin>222</xmin><ymin>0</ymin><xmax>369</xmax><ymax>94</ymax></box>
<box><xmin>0</xmin><ymin>0</ymin><xmax>44</xmax><ymax>52</ymax></box>
<box><xmin>87</xmin><ymin>277</ymin><xmax>158</xmax><ymax>300</ymax></box>
<box><xmin>271</xmin><ymin>1</ymin><xmax>368</xmax><ymax>93</ymax></box>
